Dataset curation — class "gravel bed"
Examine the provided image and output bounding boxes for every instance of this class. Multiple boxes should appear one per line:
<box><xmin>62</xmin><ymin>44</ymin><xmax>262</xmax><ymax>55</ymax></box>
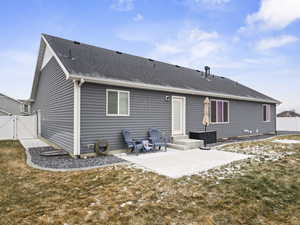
<box><xmin>28</xmin><ymin>147</ymin><xmax>126</xmax><ymax>169</ymax></box>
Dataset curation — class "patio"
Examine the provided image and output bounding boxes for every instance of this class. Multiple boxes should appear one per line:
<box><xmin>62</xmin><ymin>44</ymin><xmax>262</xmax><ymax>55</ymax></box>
<box><xmin>117</xmin><ymin>148</ymin><xmax>251</xmax><ymax>178</ymax></box>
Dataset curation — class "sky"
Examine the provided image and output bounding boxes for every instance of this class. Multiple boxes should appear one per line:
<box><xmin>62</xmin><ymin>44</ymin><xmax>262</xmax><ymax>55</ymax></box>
<box><xmin>0</xmin><ymin>0</ymin><xmax>300</xmax><ymax>113</ymax></box>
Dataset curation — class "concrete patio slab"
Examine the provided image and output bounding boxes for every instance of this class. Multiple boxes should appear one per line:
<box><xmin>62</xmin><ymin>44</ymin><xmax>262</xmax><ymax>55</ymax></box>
<box><xmin>20</xmin><ymin>138</ymin><xmax>50</xmax><ymax>149</ymax></box>
<box><xmin>117</xmin><ymin>149</ymin><xmax>251</xmax><ymax>178</ymax></box>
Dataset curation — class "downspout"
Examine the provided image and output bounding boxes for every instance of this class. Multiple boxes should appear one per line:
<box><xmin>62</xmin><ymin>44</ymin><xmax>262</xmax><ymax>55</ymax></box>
<box><xmin>73</xmin><ymin>78</ymin><xmax>85</xmax><ymax>157</ymax></box>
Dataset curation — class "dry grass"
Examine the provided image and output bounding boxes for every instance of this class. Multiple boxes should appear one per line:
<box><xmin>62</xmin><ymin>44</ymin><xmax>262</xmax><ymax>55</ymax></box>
<box><xmin>220</xmin><ymin>135</ymin><xmax>300</xmax><ymax>154</ymax></box>
<box><xmin>275</xmin><ymin>135</ymin><xmax>300</xmax><ymax>141</ymax></box>
<box><xmin>0</xmin><ymin>137</ymin><xmax>300</xmax><ymax>225</ymax></box>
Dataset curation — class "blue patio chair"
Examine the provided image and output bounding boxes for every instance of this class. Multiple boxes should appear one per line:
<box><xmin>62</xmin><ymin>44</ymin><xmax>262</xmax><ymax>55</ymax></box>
<box><xmin>148</xmin><ymin>128</ymin><xmax>168</xmax><ymax>151</ymax></box>
<box><xmin>122</xmin><ymin>129</ymin><xmax>144</xmax><ymax>154</ymax></box>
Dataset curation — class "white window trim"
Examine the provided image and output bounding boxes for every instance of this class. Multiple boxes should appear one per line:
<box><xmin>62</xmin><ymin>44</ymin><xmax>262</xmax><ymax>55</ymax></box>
<box><xmin>262</xmin><ymin>104</ymin><xmax>271</xmax><ymax>122</ymax></box>
<box><xmin>19</xmin><ymin>105</ymin><xmax>23</xmax><ymax>113</ymax></box>
<box><xmin>106</xmin><ymin>89</ymin><xmax>130</xmax><ymax>116</ymax></box>
<box><xmin>210</xmin><ymin>99</ymin><xmax>230</xmax><ymax>124</ymax></box>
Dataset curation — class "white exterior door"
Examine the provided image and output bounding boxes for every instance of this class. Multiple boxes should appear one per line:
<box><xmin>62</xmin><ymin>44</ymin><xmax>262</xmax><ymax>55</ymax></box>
<box><xmin>172</xmin><ymin>96</ymin><xmax>186</xmax><ymax>136</ymax></box>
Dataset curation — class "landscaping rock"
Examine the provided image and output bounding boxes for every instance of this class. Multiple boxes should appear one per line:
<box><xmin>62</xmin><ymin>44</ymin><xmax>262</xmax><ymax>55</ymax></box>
<box><xmin>28</xmin><ymin>147</ymin><xmax>125</xmax><ymax>169</ymax></box>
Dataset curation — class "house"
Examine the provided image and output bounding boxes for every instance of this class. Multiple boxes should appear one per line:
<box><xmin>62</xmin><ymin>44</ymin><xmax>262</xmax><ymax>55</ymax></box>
<box><xmin>30</xmin><ymin>34</ymin><xmax>280</xmax><ymax>156</ymax></box>
<box><xmin>0</xmin><ymin>93</ymin><xmax>31</xmax><ymax>116</ymax></box>
<box><xmin>277</xmin><ymin>110</ymin><xmax>300</xmax><ymax>117</ymax></box>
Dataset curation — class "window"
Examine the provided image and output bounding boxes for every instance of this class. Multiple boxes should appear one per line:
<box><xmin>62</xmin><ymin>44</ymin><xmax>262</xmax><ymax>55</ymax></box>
<box><xmin>106</xmin><ymin>89</ymin><xmax>130</xmax><ymax>116</ymax></box>
<box><xmin>21</xmin><ymin>104</ymin><xmax>30</xmax><ymax>114</ymax></box>
<box><xmin>210</xmin><ymin>100</ymin><xmax>229</xmax><ymax>123</ymax></box>
<box><xmin>263</xmin><ymin>104</ymin><xmax>271</xmax><ymax>122</ymax></box>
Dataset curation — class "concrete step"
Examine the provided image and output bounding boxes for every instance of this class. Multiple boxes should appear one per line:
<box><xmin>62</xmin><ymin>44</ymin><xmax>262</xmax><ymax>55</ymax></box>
<box><xmin>173</xmin><ymin>139</ymin><xmax>203</xmax><ymax>149</ymax></box>
<box><xmin>171</xmin><ymin>135</ymin><xmax>189</xmax><ymax>142</ymax></box>
<box><xmin>168</xmin><ymin>138</ymin><xmax>204</xmax><ymax>150</ymax></box>
<box><xmin>167</xmin><ymin>143</ymin><xmax>192</xmax><ymax>151</ymax></box>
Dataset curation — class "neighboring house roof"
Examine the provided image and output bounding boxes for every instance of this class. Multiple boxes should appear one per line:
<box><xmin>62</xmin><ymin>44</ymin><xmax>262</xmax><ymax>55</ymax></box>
<box><xmin>0</xmin><ymin>108</ymin><xmax>12</xmax><ymax>116</ymax></box>
<box><xmin>30</xmin><ymin>34</ymin><xmax>280</xmax><ymax>104</ymax></box>
<box><xmin>0</xmin><ymin>93</ymin><xmax>23</xmax><ymax>104</ymax></box>
<box><xmin>0</xmin><ymin>93</ymin><xmax>30</xmax><ymax>116</ymax></box>
<box><xmin>277</xmin><ymin>110</ymin><xmax>300</xmax><ymax>117</ymax></box>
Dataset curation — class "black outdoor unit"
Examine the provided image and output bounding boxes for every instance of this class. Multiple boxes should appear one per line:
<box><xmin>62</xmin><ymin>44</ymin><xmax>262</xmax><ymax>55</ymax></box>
<box><xmin>189</xmin><ymin>131</ymin><xmax>217</xmax><ymax>145</ymax></box>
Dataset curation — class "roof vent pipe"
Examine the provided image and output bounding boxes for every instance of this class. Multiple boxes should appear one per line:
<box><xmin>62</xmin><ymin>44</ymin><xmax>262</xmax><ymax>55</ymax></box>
<box><xmin>204</xmin><ymin>66</ymin><xmax>210</xmax><ymax>78</ymax></box>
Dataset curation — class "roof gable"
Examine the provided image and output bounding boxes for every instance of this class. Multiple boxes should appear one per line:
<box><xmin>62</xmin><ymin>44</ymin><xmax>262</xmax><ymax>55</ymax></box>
<box><xmin>30</xmin><ymin>35</ymin><xmax>70</xmax><ymax>100</ymax></box>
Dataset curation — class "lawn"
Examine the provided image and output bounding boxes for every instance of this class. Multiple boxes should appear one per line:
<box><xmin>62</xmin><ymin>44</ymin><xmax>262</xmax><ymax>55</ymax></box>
<box><xmin>0</xmin><ymin>136</ymin><xmax>300</xmax><ymax>225</ymax></box>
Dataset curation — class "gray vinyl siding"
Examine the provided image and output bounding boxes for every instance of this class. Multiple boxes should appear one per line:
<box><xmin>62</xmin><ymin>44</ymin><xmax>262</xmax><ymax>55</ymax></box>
<box><xmin>80</xmin><ymin>83</ymin><xmax>276</xmax><ymax>153</ymax></box>
<box><xmin>32</xmin><ymin>57</ymin><xmax>74</xmax><ymax>153</ymax></box>
<box><xmin>186</xmin><ymin>96</ymin><xmax>276</xmax><ymax>138</ymax></box>
<box><xmin>80</xmin><ymin>83</ymin><xmax>171</xmax><ymax>153</ymax></box>
<box><xmin>0</xmin><ymin>95</ymin><xmax>22</xmax><ymax>115</ymax></box>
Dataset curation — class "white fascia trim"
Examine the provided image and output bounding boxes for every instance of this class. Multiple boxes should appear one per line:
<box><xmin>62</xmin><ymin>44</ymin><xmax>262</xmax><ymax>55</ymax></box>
<box><xmin>41</xmin><ymin>35</ymin><xmax>71</xmax><ymax>79</ymax></box>
<box><xmin>73</xmin><ymin>80</ymin><xmax>81</xmax><ymax>156</ymax></box>
<box><xmin>69</xmin><ymin>74</ymin><xmax>281</xmax><ymax>104</ymax></box>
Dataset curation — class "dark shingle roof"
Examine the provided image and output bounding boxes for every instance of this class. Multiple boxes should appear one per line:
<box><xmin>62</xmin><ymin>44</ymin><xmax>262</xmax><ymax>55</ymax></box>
<box><xmin>277</xmin><ymin>111</ymin><xmax>300</xmax><ymax>117</ymax></box>
<box><xmin>43</xmin><ymin>34</ymin><xmax>279</xmax><ymax>103</ymax></box>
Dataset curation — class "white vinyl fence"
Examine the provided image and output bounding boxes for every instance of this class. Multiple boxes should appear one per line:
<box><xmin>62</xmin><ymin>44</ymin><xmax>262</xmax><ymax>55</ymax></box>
<box><xmin>0</xmin><ymin>115</ymin><xmax>37</xmax><ymax>140</ymax></box>
<box><xmin>277</xmin><ymin>117</ymin><xmax>300</xmax><ymax>131</ymax></box>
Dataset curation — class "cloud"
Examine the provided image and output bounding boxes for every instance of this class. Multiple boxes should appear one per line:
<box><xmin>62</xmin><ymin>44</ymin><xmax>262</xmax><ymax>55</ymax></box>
<box><xmin>155</xmin><ymin>44</ymin><xmax>182</xmax><ymax>55</ymax></box>
<box><xmin>111</xmin><ymin>0</ymin><xmax>134</xmax><ymax>11</ymax></box>
<box><xmin>245</xmin><ymin>0</ymin><xmax>300</xmax><ymax>31</ymax></box>
<box><xmin>200</xmin><ymin>0</ymin><xmax>230</xmax><ymax>5</ymax></box>
<box><xmin>189</xmin><ymin>0</ymin><xmax>230</xmax><ymax>6</ymax></box>
<box><xmin>0</xmin><ymin>50</ymin><xmax>36</xmax><ymax>99</ymax></box>
<box><xmin>148</xmin><ymin>28</ymin><xmax>222</xmax><ymax>68</ymax></box>
<box><xmin>116</xmin><ymin>22</ymin><xmax>179</xmax><ymax>42</ymax></box>
<box><xmin>186</xmin><ymin>28</ymin><xmax>219</xmax><ymax>41</ymax></box>
<box><xmin>133</xmin><ymin>13</ymin><xmax>143</xmax><ymax>22</ymax></box>
<box><xmin>183</xmin><ymin>0</ymin><xmax>230</xmax><ymax>10</ymax></box>
<box><xmin>256</xmin><ymin>35</ymin><xmax>298</xmax><ymax>51</ymax></box>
